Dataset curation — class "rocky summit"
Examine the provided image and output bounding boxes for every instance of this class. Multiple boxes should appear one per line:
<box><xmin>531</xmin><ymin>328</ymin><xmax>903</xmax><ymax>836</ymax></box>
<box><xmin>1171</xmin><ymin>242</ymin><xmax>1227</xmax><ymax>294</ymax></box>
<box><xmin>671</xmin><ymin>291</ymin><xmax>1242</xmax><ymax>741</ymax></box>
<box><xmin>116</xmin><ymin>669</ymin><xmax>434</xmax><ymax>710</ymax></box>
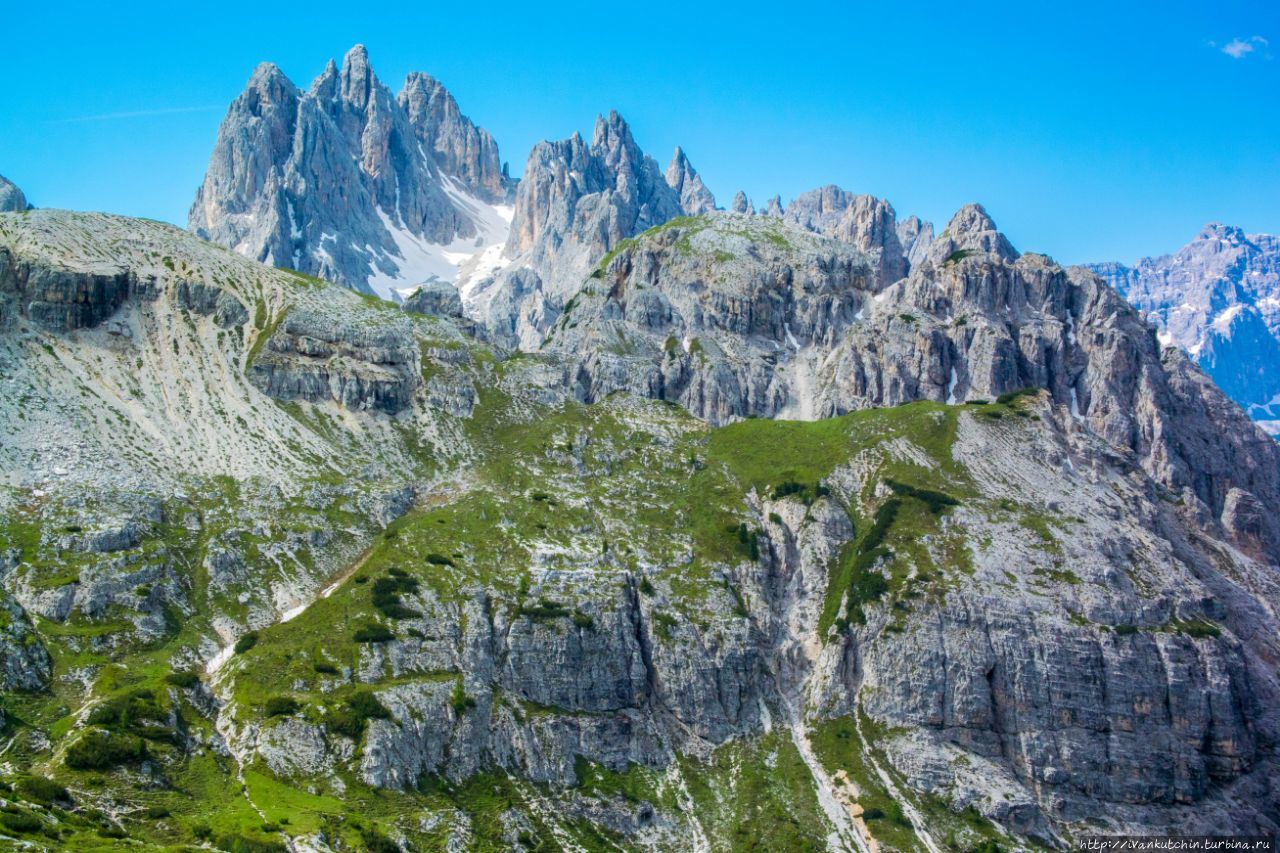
<box><xmin>2</xmin><ymin>46</ymin><xmax>1279</xmax><ymax>853</ymax></box>
<box><xmin>1088</xmin><ymin>224</ymin><xmax>1280</xmax><ymax>437</ymax></box>
<box><xmin>188</xmin><ymin>46</ymin><xmax>515</xmax><ymax>301</ymax></box>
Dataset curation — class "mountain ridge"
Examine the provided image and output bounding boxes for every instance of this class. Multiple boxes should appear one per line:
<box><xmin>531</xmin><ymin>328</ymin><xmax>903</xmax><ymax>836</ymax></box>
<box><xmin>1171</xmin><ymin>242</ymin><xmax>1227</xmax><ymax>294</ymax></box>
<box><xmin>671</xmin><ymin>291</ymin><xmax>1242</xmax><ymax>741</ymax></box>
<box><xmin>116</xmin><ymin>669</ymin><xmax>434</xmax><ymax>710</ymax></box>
<box><xmin>3</xmin><ymin>207</ymin><xmax>1278</xmax><ymax>848</ymax></box>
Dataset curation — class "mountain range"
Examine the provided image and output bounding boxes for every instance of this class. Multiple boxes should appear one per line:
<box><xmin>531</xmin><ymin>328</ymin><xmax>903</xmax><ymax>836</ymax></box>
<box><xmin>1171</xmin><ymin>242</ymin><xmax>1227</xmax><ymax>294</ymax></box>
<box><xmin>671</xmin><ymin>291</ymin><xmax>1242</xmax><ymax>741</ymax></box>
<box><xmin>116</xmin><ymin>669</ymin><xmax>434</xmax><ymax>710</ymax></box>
<box><xmin>188</xmin><ymin>47</ymin><xmax>1280</xmax><ymax>439</ymax></box>
<box><xmin>1</xmin><ymin>45</ymin><xmax>1279</xmax><ymax>851</ymax></box>
<box><xmin>1088</xmin><ymin>224</ymin><xmax>1280</xmax><ymax>436</ymax></box>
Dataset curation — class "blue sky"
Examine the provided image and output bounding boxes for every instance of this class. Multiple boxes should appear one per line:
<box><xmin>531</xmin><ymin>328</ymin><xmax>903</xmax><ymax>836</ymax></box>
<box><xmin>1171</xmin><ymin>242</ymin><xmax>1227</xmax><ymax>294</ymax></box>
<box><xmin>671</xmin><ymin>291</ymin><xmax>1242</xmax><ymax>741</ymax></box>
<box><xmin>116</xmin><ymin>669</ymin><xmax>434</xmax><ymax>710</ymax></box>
<box><xmin>4</xmin><ymin>0</ymin><xmax>1276</xmax><ymax>264</ymax></box>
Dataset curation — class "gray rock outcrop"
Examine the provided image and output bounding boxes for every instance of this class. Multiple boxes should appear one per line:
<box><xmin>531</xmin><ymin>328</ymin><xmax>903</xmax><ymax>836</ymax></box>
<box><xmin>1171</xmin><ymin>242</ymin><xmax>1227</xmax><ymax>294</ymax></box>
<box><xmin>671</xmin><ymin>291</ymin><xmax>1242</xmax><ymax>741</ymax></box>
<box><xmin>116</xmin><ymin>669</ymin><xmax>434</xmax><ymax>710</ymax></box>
<box><xmin>0</xmin><ymin>174</ymin><xmax>29</xmax><ymax>212</ymax></box>
<box><xmin>896</xmin><ymin>213</ymin><xmax>934</xmax><ymax>269</ymax></box>
<box><xmin>401</xmin><ymin>280</ymin><xmax>463</xmax><ymax>318</ymax></box>
<box><xmin>783</xmin><ymin>185</ymin><xmax>909</xmax><ymax>287</ymax></box>
<box><xmin>664</xmin><ymin>146</ymin><xmax>716</xmax><ymax>215</ymax></box>
<box><xmin>0</xmin><ymin>590</ymin><xmax>52</xmax><ymax>690</ymax></box>
<box><xmin>248</xmin><ymin>309</ymin><xmax>421</xmax><ymax>413</ymax></box>
<box><xmin>0</xmin><ymin>245</ymin><xmax>155</xmax><ymax>331</ymax></box>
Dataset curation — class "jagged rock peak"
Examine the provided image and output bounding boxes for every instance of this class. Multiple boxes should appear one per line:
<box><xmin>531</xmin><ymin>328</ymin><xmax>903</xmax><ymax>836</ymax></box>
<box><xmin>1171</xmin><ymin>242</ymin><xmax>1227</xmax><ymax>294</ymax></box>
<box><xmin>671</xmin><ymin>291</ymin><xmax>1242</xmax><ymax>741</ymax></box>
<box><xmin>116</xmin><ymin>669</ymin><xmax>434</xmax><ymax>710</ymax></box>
<box><xmin>339</xmin><ymin>44</ymin><xmax>375</xmax><ymax>108</ymax></box>
<box><xmin>399</xmin><ymin>71</ymin><xmax>509</xmax><ymax>202</ymax></box>
<box><xmin>665</xmin><ymin>146</ymin><xmax>716</xmax><ymax>215</ymax></box>
<box><xmin>0</xmin><ymin>174</ymin><xmax>29</xmax><ymax>212</ymax></box>
<box><xmin>763</xmin><ymin>194</ymin><xmax>784</xmax><ymax>217</ymax></box>
<box><xmin>240</xmin><ymin>62</ymin><xmax>300</xmax><ymax>113</ymax></box>
<box><xmin>731</xmin><ymin>191</ymin><xmax>753</xmax><ymax>215</ymax></box>
<box><xmin>783</xmin><ymin>185</ymin><xmax>906</xmax><ymax>287</ymax></box>
<box><xmin>497</xmin><ymin>110</ymin><xmax>682</xmax><ymax>285</ymax></box>
<box><xmin>248</xmin><ymin>61</ymin><xmax>290</xmax><ymax>88</ymax></box>
<box><xmin>189</xmin><ymin>45</ymin><xmax>513</xmax><ymax>299</ymax></box>
<box><xmin>592</xmin><ymin>110</ymin><xmax>640</xmax><ymax>165</ymax></box>
<box><xmin>310</xmin><ymin>58</ymin><xmax>339</xmax><ymax>98</ymax></box>
<box><xmin>928</xmin><ymin>202</ymin><xmax>1019</xmax><ymax>263</ymax></box>
<box><xmin>896</xmin><ymin>214</ymin><xmax>934</xmax><ymax>270</ymax></box>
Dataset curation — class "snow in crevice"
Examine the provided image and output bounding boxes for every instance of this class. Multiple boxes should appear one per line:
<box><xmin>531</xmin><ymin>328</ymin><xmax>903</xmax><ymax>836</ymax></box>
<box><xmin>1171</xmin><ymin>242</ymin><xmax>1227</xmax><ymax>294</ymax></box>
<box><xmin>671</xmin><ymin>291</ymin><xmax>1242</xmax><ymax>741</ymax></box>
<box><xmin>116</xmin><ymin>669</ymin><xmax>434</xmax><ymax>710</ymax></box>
<box><xmin>363</xmin><ymin>179</ymin><xmax>513</xmax><ymax>302</ymax></box>
<box><xmin>1070</xmin><ymin>386</ymin><xmax>1084</xmax><ymax>421</ymax></box>
<box><xmin>946</xmin><ymin>366</ymin><xmax>959</xmax><ymax>405</ymax></box>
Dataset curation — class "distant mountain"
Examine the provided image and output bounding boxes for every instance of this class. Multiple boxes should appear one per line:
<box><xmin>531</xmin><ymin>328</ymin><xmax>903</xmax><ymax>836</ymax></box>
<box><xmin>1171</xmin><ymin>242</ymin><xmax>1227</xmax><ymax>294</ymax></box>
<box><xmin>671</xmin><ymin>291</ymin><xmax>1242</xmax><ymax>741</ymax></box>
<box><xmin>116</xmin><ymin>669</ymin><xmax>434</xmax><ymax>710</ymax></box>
<box><xmin>0</xmin><ymin>174</ymin><xmax>29</xmax><ymax>212</ymax></box>
<box><xmin>188</xmin><ymin>45</ymin><xmax>514</xmax><ymax>300</ymax></box>
<box><xmin>1088</xmin><ymin>224</ymin><xmax>1280</xmax><ymax>435</ymax></box>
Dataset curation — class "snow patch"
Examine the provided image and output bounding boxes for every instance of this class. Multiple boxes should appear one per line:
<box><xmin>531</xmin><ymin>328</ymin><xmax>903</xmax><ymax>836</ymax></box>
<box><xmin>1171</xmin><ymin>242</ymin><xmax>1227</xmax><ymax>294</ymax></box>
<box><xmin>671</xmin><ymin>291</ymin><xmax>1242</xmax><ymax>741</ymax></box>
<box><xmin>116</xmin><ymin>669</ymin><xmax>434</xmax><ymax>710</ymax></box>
<box><xmin>456</xmin><ymin>243</ymin><xmax>513</xmax><ymax>305</ymax></box>
<box><xmin>206</xmin><ymin>643</ymin><xmax>235</xmax><ymax>675</ymax></box>
<box><xmin>280</xmin><ymin>603</ymin><xmax>307</xmax><ymax>623</ymax></box>
<box><xmin>1212</xmin><ymin>304</ymin><xmax>1245</xmax><ymax>334</ymax></box>
<box><xmin>364</xmin><ymin>180</ymin><xmax>513</xmax><ymax>301</ymax></box>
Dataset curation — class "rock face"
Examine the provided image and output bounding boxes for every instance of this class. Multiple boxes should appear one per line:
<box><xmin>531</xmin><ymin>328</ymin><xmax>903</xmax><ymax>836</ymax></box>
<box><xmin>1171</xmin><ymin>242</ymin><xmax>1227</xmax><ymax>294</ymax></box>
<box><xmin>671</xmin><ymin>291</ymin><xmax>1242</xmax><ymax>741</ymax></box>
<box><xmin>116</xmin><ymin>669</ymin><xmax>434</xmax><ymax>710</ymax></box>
<box><xmin>1088</xmin><ymin>224</ymin><xmax>1280</xmax><ymax>436</ymax></box>
<box><xmin>664</xmin><ymin>146</ymin><xmax>716</xmax><ymax>215</ymax></box>
<box><xmin>0</xmin><ymin>590</ymin><xmax>52</xmax><ymax>690</ymax></box>
<box><xmin>544</xmin><ymin>213</ymin><xmax>874</xmax><ymax>423</ymax></box>
<box><xmin>0</xmin><ymin>174</ymin><xmax>29</xmax><ymax>212</ymax></box>
<box><xmin>896</xmin><ymin>213</ymin><xmax>934</xmax><ymax>269</ymax></box>
<box><xmin>783</xmin><ymin>185</ymin><xmax>908</xmax><ymax>287</ymax></box>
<box><xmin>548</xmin><ymin>206</ymin><xmax>1280</xmax><ymax>559</ymax></box>
<box><xmin>401</xmin><ymin>280</ymin><xmax>463</xmax><ymax>318</ymax></box>
<box><xmin>0</xmin><ymin>246</ymin><xmax>141</xmax><ymax>331</ymax></box>
<box><xmin>248</xmin><ymin>310</ymin><xmax>422</xmax><ymax>414</ymax></box>
<box><xmin>463</xmin><ymin>111</ymin><xmax>708</xmax><ymax>347</ymax></box>
<box><xmin>188</xmin><ymin>45</ymin><xmax>514</xmax><ymax>299</ymax></box>
<box><xmin>398</xmin><ymin>71</ymin><xmax>507</xmax><ymax>204</ymax></box>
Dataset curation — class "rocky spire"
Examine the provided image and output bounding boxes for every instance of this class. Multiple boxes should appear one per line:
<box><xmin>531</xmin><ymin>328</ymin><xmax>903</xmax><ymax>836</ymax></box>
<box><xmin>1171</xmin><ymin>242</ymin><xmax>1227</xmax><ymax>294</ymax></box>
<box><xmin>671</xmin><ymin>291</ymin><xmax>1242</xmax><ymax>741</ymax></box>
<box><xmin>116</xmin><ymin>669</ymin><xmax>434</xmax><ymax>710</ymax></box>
<box><xmin>664</xmin><ymin>146</ymin><xmax>716</xmax><ymax>215</ymax></box>
<box><xmin>762</xmin><ymin>194</ymin><xmax>784</xmax><ymax>217</ymax></box>
<box><xmin>338</xmin><ymin>44</ymin><xmax>374</xmax><ymax>110</ymax></box>
<box><xmin>480</xmin><ymin>110</ymin><xmax>691</xmax><ymax>346</ymax></box>
<box><xmin>730</xmin><ymin>191</ymin><xmax>753</xmax><ymax>215</ymax></box>
<box><xmin>399</xmin><ymin>72</ymin><xmax>510</xmax><ymax>203</ymax></box>
<box><xmin>310</xmin><ymin>58</ymin><xmax>339</xmax><ymax>100</ymax></box>
<box><xmin>504</xmin><ymin>110</ymin><xmax>683</xmax><ymax>273</ymax></box>
<box><xmin>0</xmin><ymin>174</ymin><xmax>29</xmax><ymax>212</ymax></box>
